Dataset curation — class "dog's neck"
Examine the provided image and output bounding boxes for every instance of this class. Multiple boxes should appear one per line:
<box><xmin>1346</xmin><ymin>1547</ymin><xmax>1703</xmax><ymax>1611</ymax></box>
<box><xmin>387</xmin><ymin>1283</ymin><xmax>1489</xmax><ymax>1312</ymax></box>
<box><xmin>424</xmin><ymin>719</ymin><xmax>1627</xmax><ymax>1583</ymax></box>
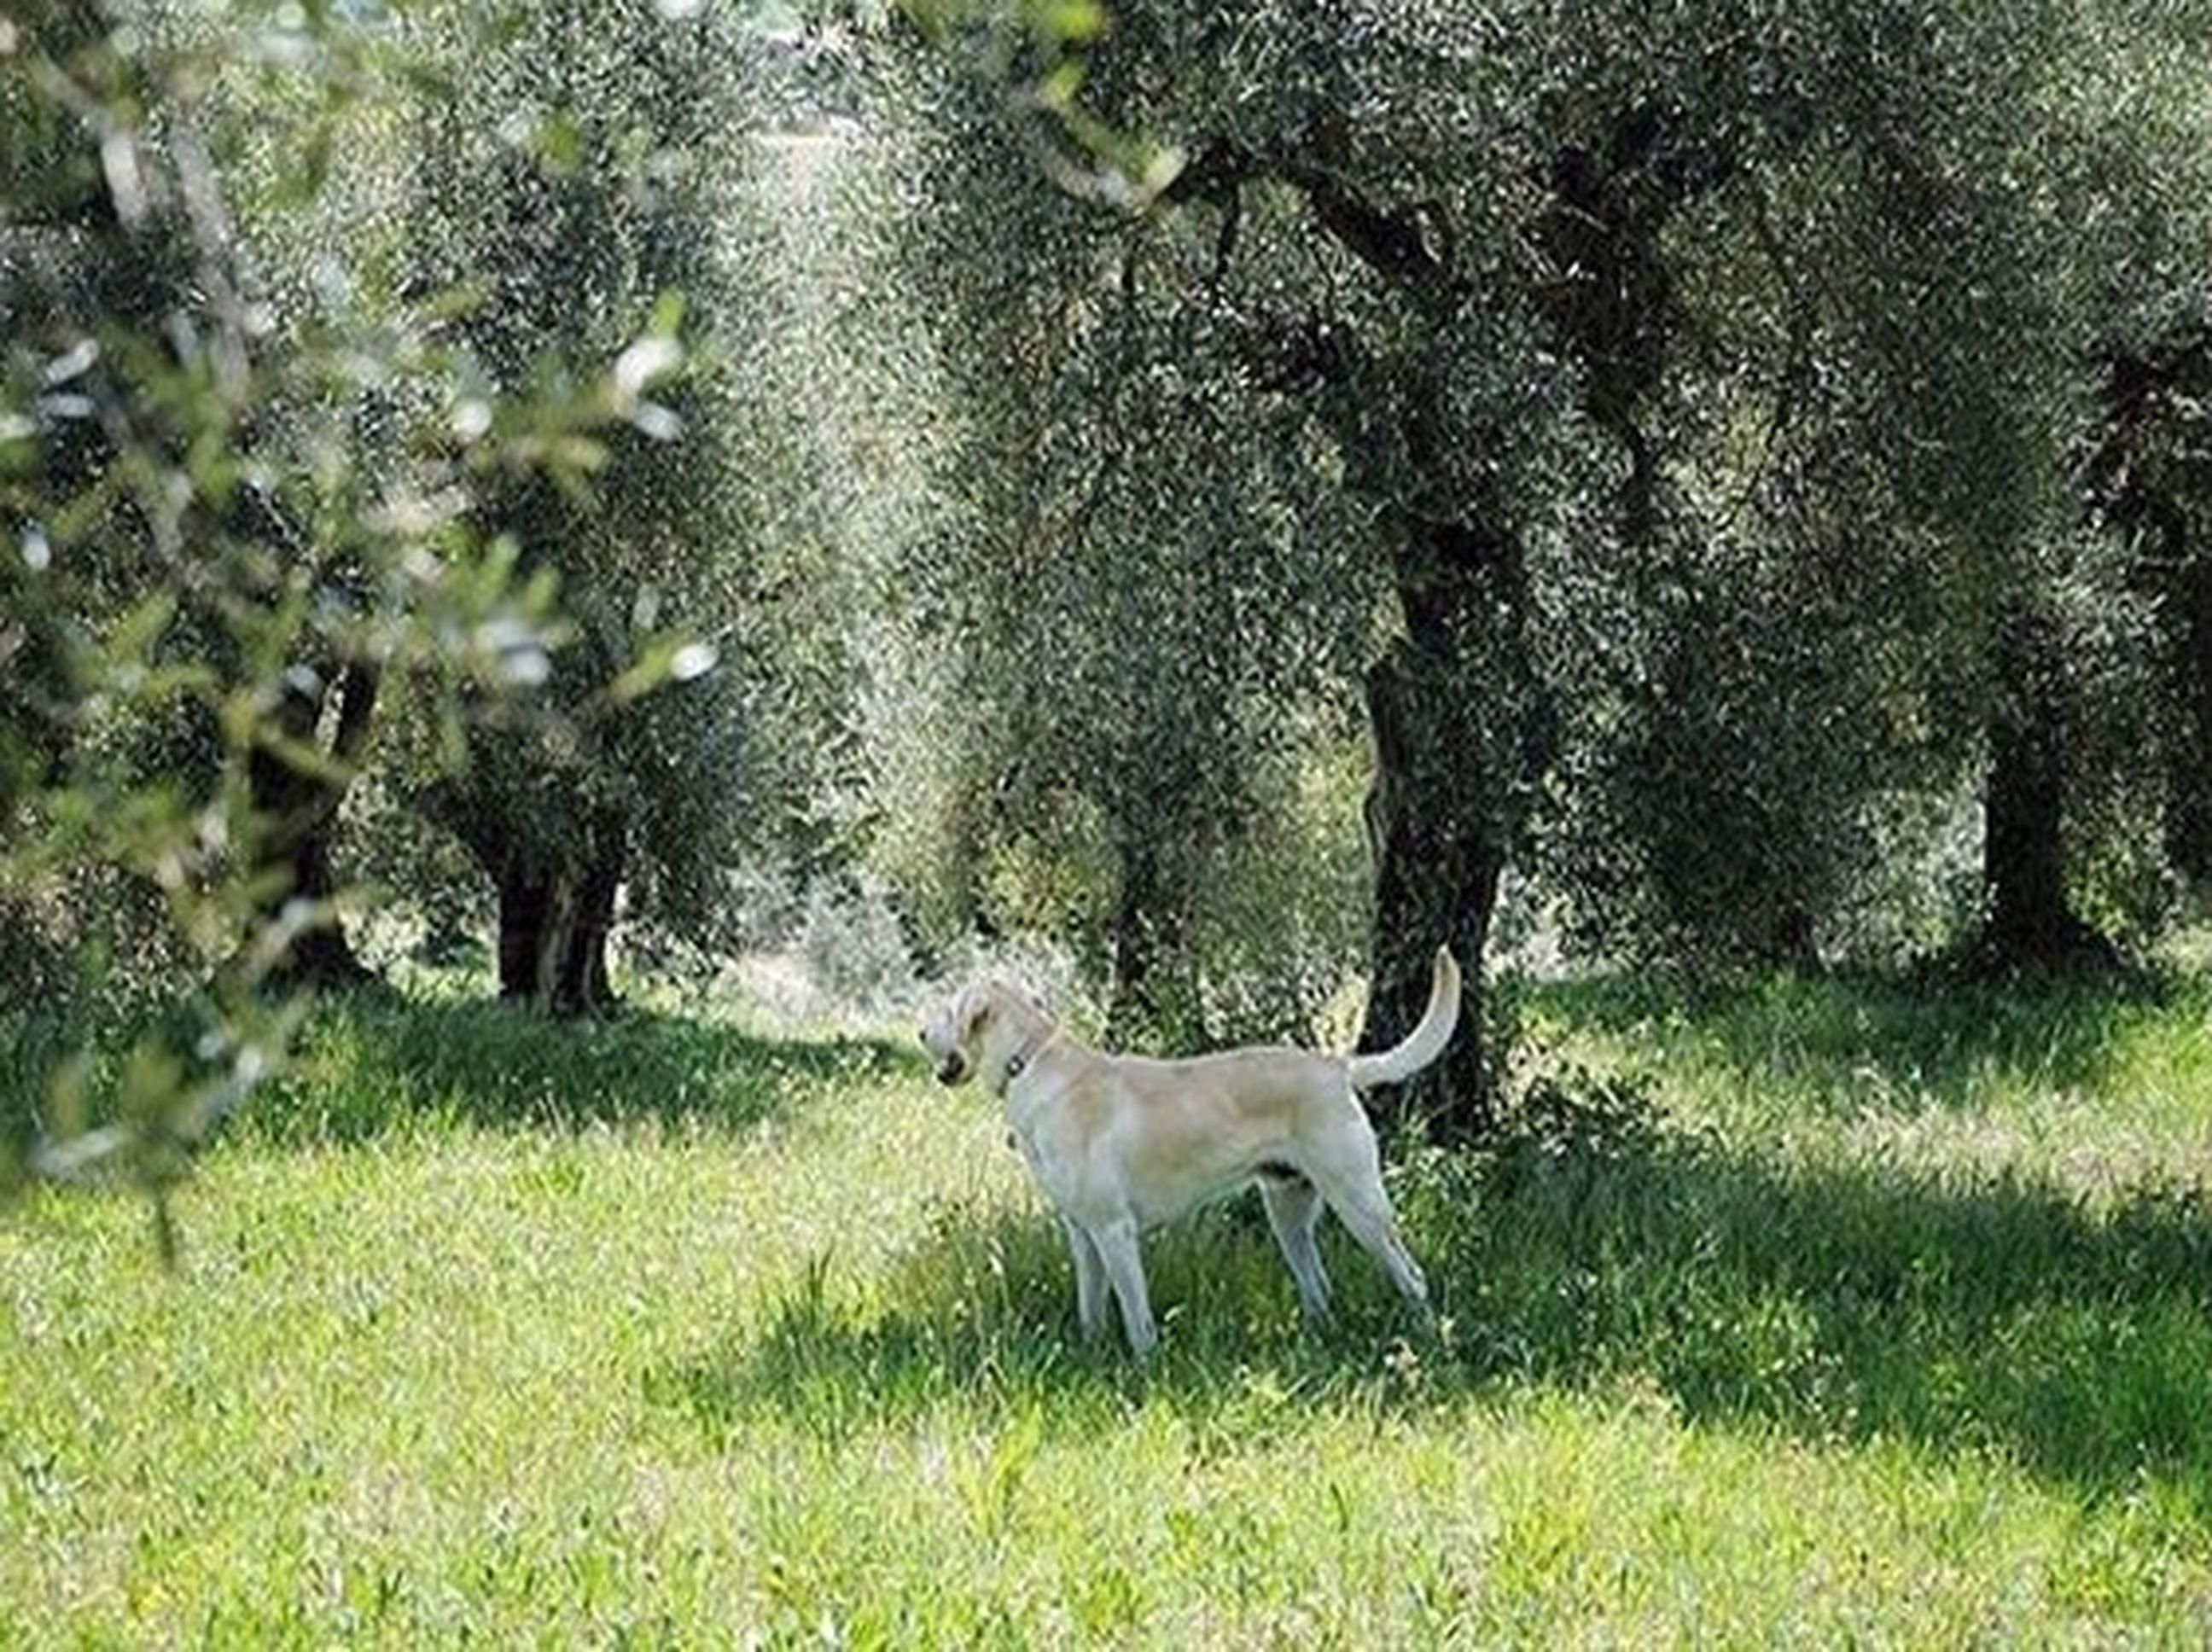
<box><xmin>1003</xmin><ymin>1027</ymin><xmax>1058</xmax><ymax>1085</ymax></box>
<box><xmin>985</xmin><ymin>997</ymin><xmax>1062</xmax><ymax>1098</ymax></box>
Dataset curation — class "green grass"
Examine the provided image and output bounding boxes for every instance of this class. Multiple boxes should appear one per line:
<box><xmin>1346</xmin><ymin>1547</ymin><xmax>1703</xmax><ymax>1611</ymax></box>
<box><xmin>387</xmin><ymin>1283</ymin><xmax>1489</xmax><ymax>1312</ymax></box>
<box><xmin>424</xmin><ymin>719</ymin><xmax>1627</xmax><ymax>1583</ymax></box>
<box><xmin>6</xmin><ymin>971</ymin><xmax>2212</xmax><ymax>1643</ymax></box>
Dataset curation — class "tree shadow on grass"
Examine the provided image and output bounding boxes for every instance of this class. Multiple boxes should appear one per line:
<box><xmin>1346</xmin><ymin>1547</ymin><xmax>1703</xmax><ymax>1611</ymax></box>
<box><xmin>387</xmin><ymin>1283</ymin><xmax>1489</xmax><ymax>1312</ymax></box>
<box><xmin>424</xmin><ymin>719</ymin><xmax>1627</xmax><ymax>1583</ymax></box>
<box><xmin>1423</xmin><ymin>1125</ymin><xmax>2212</xmax><ymax>1512</ymax></box>
<box><xmin>1518</xmin><ymin>965</ymin><xmax>2199</xmax><ymax>1117</ymax></box>
<box><xmin>656</xmin><ymin>1120</ymin><xmax>2212</xmax><ymax>1519</ymax></box>
<box><xmin>236</xmin><ymin>990</ymin><xmax>918</xmax><ymax>1145</ymax></box>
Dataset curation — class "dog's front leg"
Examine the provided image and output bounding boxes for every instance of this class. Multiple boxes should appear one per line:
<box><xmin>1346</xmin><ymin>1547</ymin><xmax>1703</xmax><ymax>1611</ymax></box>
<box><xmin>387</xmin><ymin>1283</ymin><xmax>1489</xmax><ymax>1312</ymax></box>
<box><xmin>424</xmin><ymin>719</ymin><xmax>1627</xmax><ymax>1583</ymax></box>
<box><xmin>1088</xmin><ymin>1218</ymin><xmax>1157</xmax><ymax>1357</ymax></box>
<box><xmin>1062</xmin><ymin>1217</ymin><xmax>1109</xmax><ymax>1341</ymax></box>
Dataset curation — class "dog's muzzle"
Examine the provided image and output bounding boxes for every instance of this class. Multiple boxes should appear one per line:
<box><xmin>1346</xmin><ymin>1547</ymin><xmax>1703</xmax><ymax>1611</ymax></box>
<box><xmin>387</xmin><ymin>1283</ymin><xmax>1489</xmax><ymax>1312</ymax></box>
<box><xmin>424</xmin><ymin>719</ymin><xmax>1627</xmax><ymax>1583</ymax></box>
<box><xmin>935</xmin><ymin>1053</ymin><xmax>967</xmax><ymax>1086</ymax></box>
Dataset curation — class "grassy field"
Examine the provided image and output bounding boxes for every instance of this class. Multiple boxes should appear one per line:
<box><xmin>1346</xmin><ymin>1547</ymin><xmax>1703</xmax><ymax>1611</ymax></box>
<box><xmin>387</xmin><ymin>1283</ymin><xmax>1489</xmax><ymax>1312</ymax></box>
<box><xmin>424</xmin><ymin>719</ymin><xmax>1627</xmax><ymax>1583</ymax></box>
<box><xmin>6</xmin><ymin>967</ymin><xmax>2212</xmax><ymax>1644</ymax></box>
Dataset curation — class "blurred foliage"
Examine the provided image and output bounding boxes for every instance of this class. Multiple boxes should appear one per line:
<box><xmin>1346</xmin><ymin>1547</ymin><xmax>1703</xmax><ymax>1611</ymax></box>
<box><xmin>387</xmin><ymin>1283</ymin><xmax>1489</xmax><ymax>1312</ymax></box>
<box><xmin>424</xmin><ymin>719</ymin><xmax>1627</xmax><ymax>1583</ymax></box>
<box><xmin>899</xmin><ymin>0</ymin><xmax>1185</xmax><ymax>206</ymax></box>
<box><xmin>0</xmin><ymin>0</ymin><xmax>751</xmax><ymax>1212</ymax></box>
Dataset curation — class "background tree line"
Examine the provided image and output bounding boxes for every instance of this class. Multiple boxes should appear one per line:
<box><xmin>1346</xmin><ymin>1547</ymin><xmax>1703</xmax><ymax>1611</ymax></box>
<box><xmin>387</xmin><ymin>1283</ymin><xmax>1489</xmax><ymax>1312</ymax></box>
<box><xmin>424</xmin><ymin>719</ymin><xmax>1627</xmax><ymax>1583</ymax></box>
<box><xmin>6</xmin><ymin>0</ymin><xmax>2212</xmax><ymax>1195</ymax></box>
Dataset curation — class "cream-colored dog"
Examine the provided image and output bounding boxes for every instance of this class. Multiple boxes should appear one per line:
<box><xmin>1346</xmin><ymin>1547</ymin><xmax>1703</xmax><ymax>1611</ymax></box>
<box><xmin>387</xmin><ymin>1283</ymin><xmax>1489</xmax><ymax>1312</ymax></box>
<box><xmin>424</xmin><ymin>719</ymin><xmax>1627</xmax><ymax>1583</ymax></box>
<box><xmin>922</xmin><ymin>948</ymin><xmax>1460</xmax><ymax>1355</ymax></box>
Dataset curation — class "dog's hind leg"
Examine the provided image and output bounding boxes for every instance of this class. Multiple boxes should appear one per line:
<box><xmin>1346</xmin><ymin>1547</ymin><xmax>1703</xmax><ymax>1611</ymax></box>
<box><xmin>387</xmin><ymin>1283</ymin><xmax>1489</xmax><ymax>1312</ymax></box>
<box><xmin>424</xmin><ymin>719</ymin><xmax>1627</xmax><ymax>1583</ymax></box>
<box><xmin>1328</xmin><ymin>1188</ymin><xmax>1430</xmax><ymax>1313</ymax></box>
<box><xmin>1307</xmin><ymin>1140</ymin><xmax>1430</xmax><ymax>1315</ymax></box>
<box><xmin>1062</xmin><ymin>1217</ymin><xmax>1109</xmax><ymax>1341</ymax></box>
<box><xmin>1259</xmin><ymin>1172</ymin><xmax>1332</xmax><ymax>1322</ymax></box>
<box><xmin>1088</xmin><ymin>1217</ymin><xmax>1157</xmax><ymax>1356</ymax></box>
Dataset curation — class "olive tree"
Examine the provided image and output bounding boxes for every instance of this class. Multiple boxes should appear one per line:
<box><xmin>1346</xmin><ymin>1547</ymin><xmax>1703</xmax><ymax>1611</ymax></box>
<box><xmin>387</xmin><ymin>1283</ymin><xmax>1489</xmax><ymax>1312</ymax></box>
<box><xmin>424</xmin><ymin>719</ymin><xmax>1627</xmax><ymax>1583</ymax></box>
<box><xmin>2073</xmin><ymin>19</ymin><xmax>2212</xmax><ymax>916</ymax></box>
<box><xmin>393</xmin><ymin>0</ymin><xmax>807</xmax><ymax>1015</ymax></box>
<box><xmin>892</xmin><ymin>61</ymin><xmax>1382</xmax><ymax>1044</ymax></box>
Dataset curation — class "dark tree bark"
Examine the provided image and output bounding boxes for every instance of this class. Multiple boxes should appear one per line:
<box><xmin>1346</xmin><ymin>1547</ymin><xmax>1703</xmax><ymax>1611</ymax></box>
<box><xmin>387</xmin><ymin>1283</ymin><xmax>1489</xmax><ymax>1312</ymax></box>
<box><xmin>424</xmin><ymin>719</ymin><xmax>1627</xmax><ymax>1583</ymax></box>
<box><xmin>247</xmin><ymin>660</ymin><xmax>381</xmax><ymax>990</ymax></box>
<box><xmin>2091</xmin><ymin>327</ymin><xmax>2212</xmax><ymax>885</ymax></box>
<box><xmin>1357</xmin><ymin>631</ymin><xmax>1504</xmax><ymax>1141</ymax></box>
<box><xmin>1343</xmin><ymin>342</ymin><xmax>1550</xmax><ymax>1140</ymax></box>
<box><xmin>428</xmin><ymin>781</ymin><xmax>629</xmax><ymax>1018</ymax></box>
<box><xmin>1170</xmin><ymin>145</ymin><xmax>1552</xmax><ymax>1139</ymax></box>
<box><xmin>1167</xmin><ymin>94</ymin><xmax>1737</xmax><ymax>1137</ymax></box>
<box><xmin>2166</xmin><ymin>546</ymin><xmax>2212</xmax><ymax>883</ymax></box>
<box><xmin>492</xmin><ymin>839</ymin><xmax>622</xmax><ymax>1016</ymax></box>
<box><xmin>1976</xmin><ymin>605</ymin><xmax>2110</xmax><ymax>971</ymax></box>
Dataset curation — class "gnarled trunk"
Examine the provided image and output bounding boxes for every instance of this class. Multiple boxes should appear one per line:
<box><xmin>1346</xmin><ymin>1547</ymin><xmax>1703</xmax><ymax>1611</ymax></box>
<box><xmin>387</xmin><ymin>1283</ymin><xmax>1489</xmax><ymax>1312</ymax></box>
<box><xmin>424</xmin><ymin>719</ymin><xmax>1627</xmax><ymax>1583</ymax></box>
<box><xmin>494</xmin><ymin>826</ymin><xmax>625</xmax><ymax>1018</ymax></box>
<box><xmin>1105</xmin><ymin>831</ymin><xmax>1208</xmax><ymax>1050</ymax></box>
<box><xmin>2166</xmin><ymin>542</ymin><xmax>2212</xmax><ymax>883</ymax></box>
<box><xmin>429</xmin><ymin>780</ymin><xmax>629</xmax><ymax>1018</ymax></box>
<box><xmin>2090</xmin><ymin>328</ymin><xmax>2212</xmax><ymax>886</ymax></box>
<box><xmin>1356</xmin><ymin>481</ymin><xmax>1541</xmax><ymax>1143</ymax></box>
<box><xmin>1357</xmin><ymin>634</ymin><xmax>1502</xmax><ymax>1143</ymax></box>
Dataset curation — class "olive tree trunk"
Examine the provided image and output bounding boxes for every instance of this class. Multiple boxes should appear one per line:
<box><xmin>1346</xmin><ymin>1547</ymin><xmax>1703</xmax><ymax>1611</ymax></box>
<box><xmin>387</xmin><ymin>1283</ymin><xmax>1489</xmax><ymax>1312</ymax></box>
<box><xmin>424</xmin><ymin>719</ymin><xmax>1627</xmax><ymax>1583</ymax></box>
<box><xmin>2165</xmin><ymin>545</ymin><xmax>2212</xmax><ymax>882</ymax></box>
<box><xmin>1354</xmin><ymin>476</ymin><xmax>1542</xmax><ymax>1143</ymax></box>
<box><xmin>1106</xmin><ymin>837</ymin><xmax>1201</xmax><ymax>1050</ymax></box>
<box><xmin>493</xmin><ymin>829</ymin><xmax>625</xmax><ymax>1017</ymax></box>
<box><xmin>1356</xmin><ymin>633</ymin><xmax>1501</xmax><ymax>1142</ymax></box>
<box><xmin>429</xmin><ymin>782</ymin><xmax>630</xmax><ymax>1018</ymax></box>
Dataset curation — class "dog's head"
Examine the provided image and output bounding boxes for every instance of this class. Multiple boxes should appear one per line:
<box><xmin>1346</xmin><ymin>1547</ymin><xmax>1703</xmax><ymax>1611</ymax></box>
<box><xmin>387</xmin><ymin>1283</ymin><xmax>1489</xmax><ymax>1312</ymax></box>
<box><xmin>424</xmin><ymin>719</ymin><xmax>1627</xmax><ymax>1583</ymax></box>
<box><xmin>919</xmin><ymin>979</ymin><xmax>1040</xmax><ymax>1091</ymax></box>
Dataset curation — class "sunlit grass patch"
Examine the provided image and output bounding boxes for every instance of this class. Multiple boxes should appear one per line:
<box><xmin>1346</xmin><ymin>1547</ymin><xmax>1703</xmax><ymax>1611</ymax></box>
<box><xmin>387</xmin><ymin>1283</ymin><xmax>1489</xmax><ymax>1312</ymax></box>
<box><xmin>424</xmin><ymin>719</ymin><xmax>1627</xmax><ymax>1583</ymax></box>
<box><xmin>1521</xmin><ymin>966</ymin><xmax>2212</xmax><ymax>1185</ymax></box>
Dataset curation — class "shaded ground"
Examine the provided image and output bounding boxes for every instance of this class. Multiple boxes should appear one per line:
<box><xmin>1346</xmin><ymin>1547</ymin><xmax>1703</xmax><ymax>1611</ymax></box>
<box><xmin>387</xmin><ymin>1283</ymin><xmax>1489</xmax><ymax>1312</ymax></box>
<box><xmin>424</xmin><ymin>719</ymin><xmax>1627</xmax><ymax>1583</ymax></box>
<box><xmin>675</xmin><ymin>967</ymin><xmax>2212</xmax><ymax>1522</ymax></box>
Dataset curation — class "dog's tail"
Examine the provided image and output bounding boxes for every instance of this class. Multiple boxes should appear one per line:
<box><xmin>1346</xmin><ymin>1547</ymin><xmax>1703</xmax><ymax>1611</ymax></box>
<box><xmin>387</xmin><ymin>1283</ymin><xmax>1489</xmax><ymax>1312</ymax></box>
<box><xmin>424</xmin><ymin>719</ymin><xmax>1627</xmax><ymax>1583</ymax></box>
<box><xmin>1347</xmin><ymin>946</ymin><xmax>1462</xmax><ymax>1091</ymax></box>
